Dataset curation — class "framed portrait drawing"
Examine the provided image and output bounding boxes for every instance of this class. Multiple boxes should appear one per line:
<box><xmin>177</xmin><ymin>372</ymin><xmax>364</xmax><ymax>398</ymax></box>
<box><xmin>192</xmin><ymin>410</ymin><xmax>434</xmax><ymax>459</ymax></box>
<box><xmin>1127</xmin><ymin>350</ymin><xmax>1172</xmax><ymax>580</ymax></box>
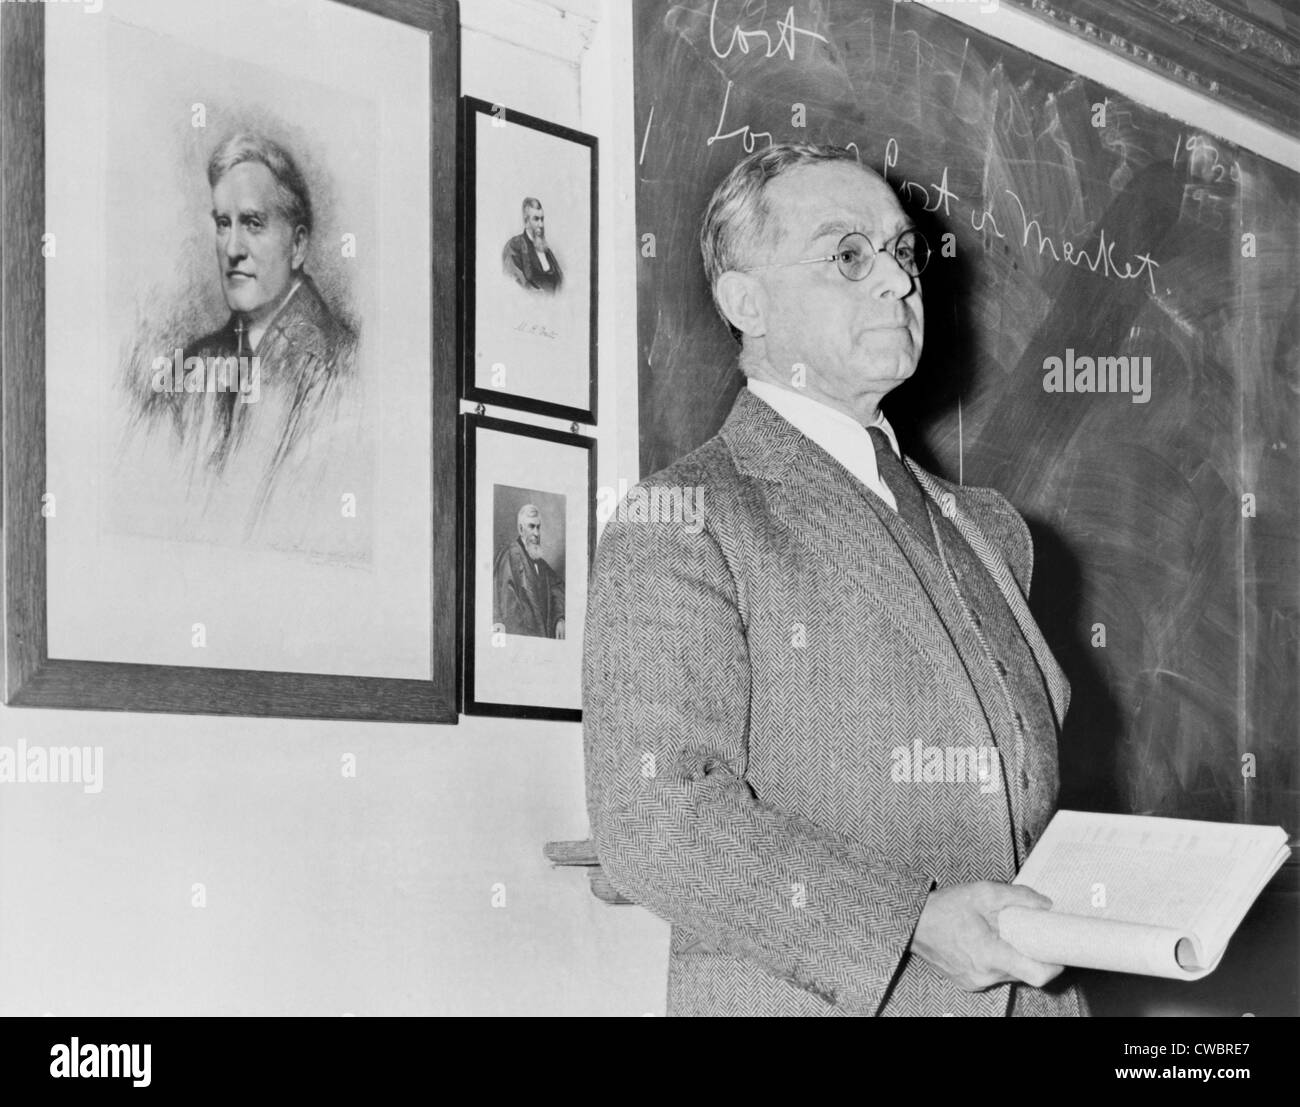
<box><xmin>0</xmin><ymin>0</ymin><xmax>460</xmax><ymax>722</ymax></box>
<box><xmin>460</xmin><ymin>97</ymin><xmax>598</xmax><ymax>424</ymax></box>
<box><xmin>461</xmin><ymin>414</ymin><xmax>595</xmax><ymax>720</ymax></box>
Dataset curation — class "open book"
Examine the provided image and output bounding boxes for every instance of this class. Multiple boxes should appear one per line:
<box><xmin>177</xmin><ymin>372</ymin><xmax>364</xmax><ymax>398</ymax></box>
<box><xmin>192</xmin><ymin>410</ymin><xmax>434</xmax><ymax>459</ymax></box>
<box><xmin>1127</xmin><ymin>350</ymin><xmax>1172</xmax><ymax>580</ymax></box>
<box><xmin>997</xmin><ymin>810</ymin><xmax>1291</xmax><ymax>980</ymax></box>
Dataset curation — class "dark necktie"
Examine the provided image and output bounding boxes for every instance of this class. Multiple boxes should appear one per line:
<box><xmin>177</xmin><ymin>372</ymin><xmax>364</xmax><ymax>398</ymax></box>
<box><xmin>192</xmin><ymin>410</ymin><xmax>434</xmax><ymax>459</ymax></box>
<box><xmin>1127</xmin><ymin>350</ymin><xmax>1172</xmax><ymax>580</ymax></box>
<box><xmin>868</xmin><ymin>426</ymin><xmax>937</xmax><ymax>555</ymax></box>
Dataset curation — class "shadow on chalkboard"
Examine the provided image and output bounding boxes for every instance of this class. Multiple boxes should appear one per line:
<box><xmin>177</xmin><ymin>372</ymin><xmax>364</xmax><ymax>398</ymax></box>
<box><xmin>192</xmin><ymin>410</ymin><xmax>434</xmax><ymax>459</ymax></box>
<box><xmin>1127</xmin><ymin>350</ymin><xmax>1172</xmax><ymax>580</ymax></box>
<box><xmin>1027</xmin><ymin>521</ymin><xmax>1126</xmax><ymax>816</ymax></box>
<box><xmin>1081</xmin><ymin>863</ymin><xmax>1299</xmax><ymax>1016</ymax></box>
<box><xmin>883</xmin><ymin>201</ymin><xmax>976</xmax><ymax>447</ymax></box>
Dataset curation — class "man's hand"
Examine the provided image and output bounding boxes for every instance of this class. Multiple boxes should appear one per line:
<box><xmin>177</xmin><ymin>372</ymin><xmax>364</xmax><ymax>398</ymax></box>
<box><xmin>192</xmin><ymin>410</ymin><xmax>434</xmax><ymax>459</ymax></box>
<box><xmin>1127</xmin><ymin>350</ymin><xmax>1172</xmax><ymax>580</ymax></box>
<box><xmin>910</xmin><ymin>882</ymin><xmax>1063</xmax><ymax>991</ymax></box>
<box><xmin>555</xmin><ymin>618</ymin><xmax>566</xmax><ymax>640</ymax></box>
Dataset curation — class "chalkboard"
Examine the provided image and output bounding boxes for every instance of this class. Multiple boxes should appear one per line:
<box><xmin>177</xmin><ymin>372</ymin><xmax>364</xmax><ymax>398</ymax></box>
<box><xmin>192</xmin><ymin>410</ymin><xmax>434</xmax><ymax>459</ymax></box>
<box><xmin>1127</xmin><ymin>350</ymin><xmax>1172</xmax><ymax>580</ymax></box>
<box><xmin>633</xmin><ymin>0</ymin><xmax>1299</xmax><ymax>835</ymax></box>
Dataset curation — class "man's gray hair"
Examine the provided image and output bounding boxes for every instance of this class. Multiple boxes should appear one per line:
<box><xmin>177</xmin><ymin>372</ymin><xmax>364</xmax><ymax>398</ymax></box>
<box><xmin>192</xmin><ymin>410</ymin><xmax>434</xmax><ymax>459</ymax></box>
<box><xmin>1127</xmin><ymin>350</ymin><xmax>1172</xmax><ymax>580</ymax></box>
<box><xmin>522</xmin><ymin>197</ymin><xmax>543</xmax><ymax>217</ymax></box>
<box><xmin>517</xmin><ymin>503</ymin><xmax>541</xmax><ymax>525</ymax></box>
<box><xmin>208</xmin><ymin>133</ymin><xmax>314</xmax><ymax>236</ymax></box>
<box><xmin>699</xmin><ymin>142</ymin><xmax>861</xmax><ymax>326</ymax></box>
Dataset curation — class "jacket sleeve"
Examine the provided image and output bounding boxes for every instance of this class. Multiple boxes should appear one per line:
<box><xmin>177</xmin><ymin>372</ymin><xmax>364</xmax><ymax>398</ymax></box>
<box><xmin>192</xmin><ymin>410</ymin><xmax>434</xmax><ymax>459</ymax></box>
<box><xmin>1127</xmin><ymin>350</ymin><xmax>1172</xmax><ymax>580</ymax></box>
<box><xmin>583</xmin><ymin>506</ymin><xmax>936</xmax><ymax>1015</ymax></box>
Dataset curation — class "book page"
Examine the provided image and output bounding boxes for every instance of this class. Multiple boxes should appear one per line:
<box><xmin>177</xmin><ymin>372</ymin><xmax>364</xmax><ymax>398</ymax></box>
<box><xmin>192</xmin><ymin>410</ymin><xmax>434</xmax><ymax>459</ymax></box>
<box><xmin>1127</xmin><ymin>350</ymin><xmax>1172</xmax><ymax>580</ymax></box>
<box><xmin>1002</xmin><ymin>811</ymin><xmax>1289</xmax><ymax>977</ymax></box>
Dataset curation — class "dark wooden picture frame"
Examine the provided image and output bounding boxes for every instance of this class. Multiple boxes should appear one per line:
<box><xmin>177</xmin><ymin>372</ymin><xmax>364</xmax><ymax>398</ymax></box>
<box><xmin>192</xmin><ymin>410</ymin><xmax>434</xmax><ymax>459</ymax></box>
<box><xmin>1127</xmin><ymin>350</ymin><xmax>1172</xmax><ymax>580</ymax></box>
<box><xmin>459</xmin><ymin>96</ymin><xmax>598</xmax><ymax>424</ymax></box>
<box><xmin>461</xmin><ymin>413</ymin><xmax>595</xmax><ymax>721</ymax></box>
<box><xmin>0</xmin><ymin>0</ymin><xmax>461</xmax><ymax>723</ymax></box>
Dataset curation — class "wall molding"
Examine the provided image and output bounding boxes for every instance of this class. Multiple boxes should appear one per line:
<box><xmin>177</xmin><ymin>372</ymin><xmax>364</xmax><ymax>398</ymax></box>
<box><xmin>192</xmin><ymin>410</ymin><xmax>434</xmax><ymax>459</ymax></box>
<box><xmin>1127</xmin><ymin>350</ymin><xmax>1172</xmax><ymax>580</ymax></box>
<box><xmin>460</xmin><ymin>0</ymin><xmax>598</xmax><ymax>67</ymax></box>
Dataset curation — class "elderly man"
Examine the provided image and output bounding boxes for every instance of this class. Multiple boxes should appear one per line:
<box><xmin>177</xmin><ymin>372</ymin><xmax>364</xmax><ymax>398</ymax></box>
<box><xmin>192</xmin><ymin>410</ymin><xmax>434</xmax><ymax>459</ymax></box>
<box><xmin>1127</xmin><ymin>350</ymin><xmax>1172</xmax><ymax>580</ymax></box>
<box><xmin>493</xmin><ymin>504</ymin><xmax>566</xmax><ymax>639</ymax></box>
<box><xmin>169</xmin><ymin>134</ymin><xmax>357</xmax><ymax>518</ymax></box>
<box><xmin>584</xmin><ymin>143</ymin><xmax>1085</xmax><ymax>1017</ymax></box>
<box><xmin>502</xmin><ymin>198</ymin><xmax>563</xmax><ymax>294</ymax></box>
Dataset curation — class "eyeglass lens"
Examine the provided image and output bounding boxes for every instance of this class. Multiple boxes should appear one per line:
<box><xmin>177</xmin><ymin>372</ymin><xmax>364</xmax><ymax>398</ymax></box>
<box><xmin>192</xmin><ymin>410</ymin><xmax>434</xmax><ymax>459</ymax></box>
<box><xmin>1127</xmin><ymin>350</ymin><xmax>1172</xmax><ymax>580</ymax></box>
<box><xmin>837</xmin><ymin>231</ymin><xmax>929</xmax><ymax>280</ymax></box>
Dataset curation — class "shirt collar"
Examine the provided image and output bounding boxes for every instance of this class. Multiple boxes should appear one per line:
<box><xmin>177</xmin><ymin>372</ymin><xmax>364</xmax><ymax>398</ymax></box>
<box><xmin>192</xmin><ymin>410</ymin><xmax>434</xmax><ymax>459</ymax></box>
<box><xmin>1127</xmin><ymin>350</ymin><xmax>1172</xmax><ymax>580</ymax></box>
<box><xmin>746</xmin><ymin>378</ymin><xmax>900</xmax><ymax>455</ymax></box>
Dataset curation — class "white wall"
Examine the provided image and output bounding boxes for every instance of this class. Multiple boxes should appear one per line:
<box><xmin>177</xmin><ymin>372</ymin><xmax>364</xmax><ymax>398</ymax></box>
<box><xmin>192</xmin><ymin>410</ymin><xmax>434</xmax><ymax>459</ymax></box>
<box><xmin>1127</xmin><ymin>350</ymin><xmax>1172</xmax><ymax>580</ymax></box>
<box><xmin>0</xmin><ymin>0</ymin><xmax>667</xmax><ymax>1017</ymax></box>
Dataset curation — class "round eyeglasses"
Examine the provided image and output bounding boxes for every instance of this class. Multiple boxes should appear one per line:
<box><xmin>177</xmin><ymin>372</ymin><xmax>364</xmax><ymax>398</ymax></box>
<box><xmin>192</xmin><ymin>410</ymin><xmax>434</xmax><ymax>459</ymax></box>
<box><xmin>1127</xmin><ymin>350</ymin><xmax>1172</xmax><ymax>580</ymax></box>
<box><xmin>744</xmin><ymin>229</ymin><xmax>930</xmax><ymax>281</ymax></box>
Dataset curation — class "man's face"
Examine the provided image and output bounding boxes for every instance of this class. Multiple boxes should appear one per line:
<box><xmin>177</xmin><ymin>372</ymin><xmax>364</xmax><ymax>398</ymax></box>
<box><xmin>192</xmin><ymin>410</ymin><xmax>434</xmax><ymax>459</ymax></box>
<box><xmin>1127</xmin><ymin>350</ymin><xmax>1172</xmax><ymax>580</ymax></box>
<box><xmin>746</xmin><ymin>161</ymin><xmax>924</xmax><ymax>409</ymax></box>
<box><xmin>212</xmin><ymin>161</ymin><xmax>305</xmax><ymax>318</ymax></box>
<box><xmin>519</xmin><ymin>515</ymin><xmax>543</xmax><ymax>558</ymax></box>
<box><xmin>525</xmin><ymin>206</ymin><xmax>546</xmax><ymax>242</ymax></box>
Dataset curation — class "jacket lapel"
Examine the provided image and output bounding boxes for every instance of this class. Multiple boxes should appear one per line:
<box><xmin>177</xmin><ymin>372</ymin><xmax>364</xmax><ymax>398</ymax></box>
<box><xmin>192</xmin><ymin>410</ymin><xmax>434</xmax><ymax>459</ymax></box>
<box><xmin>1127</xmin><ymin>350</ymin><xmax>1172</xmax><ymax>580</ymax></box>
<box><xmin>720</xmin><ymin>388</ymin><xmax>1068</xmax><ymax>731</ymax></box>
<box><xmin>722</xmin><ymin>391</ymin><xmax>987</xmax><ymax>698</ymax></box>
<box><xmin>906</xmin><ymin>460</ymin><xmax>1071</xmax><ymax>726</ymax></box>
<box><xmin>840</xmin><ymin>471</ymin><xmax>1041</xmax><ymax>768</ymax></box>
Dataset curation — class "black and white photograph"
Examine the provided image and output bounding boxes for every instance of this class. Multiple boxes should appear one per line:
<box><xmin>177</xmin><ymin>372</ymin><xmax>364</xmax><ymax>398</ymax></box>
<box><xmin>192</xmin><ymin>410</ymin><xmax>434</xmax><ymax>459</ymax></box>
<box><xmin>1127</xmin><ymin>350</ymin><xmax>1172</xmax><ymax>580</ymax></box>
<box><xmin>462</xmin><ymin>414</ymin><xmax>593</xmax><ymax>719</ymax></box>
<box><xmin>3</xmin><ymin>0</ymin><xmax>1300</xmax><ymax>1070</ymax></box>
<box><xmin>461</xmin><ymin>95</ymin><xmax>598</xmax><ymax>422</ymax></box>
<box><xmin>491</xmin><ymin>486</ymin><xmax>568</xmax><ymax>640</ymax></box>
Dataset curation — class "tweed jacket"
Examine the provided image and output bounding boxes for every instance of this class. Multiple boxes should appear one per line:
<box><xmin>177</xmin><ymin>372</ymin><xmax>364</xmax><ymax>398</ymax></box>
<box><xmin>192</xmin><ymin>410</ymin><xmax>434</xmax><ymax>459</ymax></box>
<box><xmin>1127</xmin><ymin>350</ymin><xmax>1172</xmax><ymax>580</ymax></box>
<box><xmin>584</xmin><ymin>387</ymin><xmax>1086</xmax><ymax>1017</ymax></box>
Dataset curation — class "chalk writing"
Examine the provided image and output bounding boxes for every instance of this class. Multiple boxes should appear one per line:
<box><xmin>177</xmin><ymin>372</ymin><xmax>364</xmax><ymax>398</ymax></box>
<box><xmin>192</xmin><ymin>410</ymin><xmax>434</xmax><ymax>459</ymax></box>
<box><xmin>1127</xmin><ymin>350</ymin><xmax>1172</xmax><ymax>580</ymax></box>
<box><xmin>969</xmin><ymin>206</ymin><xmax>1005</xmax><ymax>239</ymax></box>
<box><xmin>709</xmin><ymin>0</ymin><xmax>829</xmax><ymax>61</ymax></box>
<box><xmin>1184</xmin><ymin>134</ymin><xmax>1240</xmax><ymax>185</ymax></box>
<box><xmin>881</xmin><ymin>134</ymin><xmax>1160</xmax><ymax>295</ymax></box>
<box><xmin>707</xmin><ymin>80</ymin><xmax>773</xmax><ymax>153</ymax></box>
<box><xmin>639</xmin><ymin>104</ymin><xmax>654</xmax><ymax>166</ymax></box>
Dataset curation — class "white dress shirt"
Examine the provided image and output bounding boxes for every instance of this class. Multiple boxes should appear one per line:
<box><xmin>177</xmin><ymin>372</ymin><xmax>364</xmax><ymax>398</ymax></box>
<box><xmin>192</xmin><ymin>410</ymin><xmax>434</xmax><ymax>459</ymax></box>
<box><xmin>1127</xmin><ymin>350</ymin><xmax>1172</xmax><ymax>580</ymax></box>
<box><xmin>746</xmin><ymin>379</ymin><xmax>902</xmax><ymax>512</ymax></box>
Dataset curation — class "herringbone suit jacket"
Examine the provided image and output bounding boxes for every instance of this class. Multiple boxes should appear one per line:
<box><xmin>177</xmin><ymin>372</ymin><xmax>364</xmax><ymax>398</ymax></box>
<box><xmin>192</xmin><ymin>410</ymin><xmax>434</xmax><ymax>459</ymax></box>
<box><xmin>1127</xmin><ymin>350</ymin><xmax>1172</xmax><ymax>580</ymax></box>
<box><xmin>584</xmin><ymin>387</ymin><xmax>1087</xmax><ymax>1017</ymax></box>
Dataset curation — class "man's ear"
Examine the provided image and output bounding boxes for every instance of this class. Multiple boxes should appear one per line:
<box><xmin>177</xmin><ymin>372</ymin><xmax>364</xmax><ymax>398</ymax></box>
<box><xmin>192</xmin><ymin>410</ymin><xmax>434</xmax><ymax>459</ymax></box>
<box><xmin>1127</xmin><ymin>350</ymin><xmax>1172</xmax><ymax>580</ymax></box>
<box><xmin>291</xmin><ymin>226</ymin><xmax>309</xmax><ymax>271</ymax></box>
<box><xmin>714</xmin><ymin>270</ymin><xmax>767</xmax><ymax>338</ymax></box>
